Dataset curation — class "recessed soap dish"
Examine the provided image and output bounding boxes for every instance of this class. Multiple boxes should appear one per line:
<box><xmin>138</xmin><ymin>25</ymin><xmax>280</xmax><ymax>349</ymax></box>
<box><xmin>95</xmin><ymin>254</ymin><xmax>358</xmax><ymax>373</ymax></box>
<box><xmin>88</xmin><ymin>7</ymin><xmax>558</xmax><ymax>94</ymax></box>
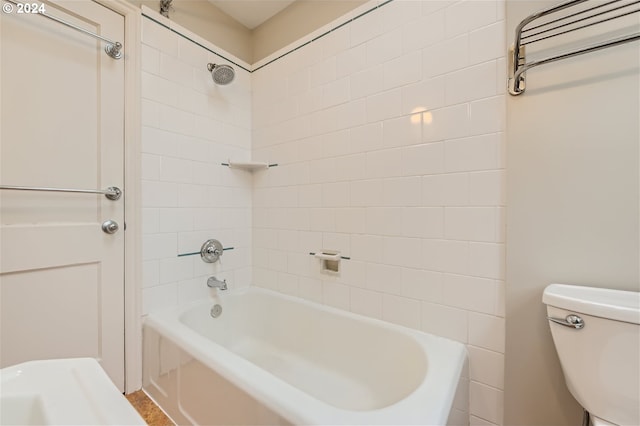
<box><xmin>312</xmin><ymin>251</ymin><xmax>343</xmax><ymax>274</ymax></box>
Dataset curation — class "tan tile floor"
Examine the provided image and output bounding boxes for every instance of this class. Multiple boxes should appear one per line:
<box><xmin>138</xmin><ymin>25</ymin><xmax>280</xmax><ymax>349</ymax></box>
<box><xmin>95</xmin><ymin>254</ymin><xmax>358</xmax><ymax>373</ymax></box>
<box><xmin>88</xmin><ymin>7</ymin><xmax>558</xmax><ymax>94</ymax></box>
<box><xmin>126</xmin><ymin>390</ymin><xmax>175</xmax><ymax>426</ymax></box>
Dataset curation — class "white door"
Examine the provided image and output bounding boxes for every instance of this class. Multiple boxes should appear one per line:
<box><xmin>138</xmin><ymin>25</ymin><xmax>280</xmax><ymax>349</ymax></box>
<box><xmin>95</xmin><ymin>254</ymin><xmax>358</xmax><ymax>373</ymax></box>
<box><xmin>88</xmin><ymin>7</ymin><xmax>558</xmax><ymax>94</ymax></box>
<box><xmin>0</xmin><ymin>0</ymin><xmax>126</xmax><ymax>390</ymax></box>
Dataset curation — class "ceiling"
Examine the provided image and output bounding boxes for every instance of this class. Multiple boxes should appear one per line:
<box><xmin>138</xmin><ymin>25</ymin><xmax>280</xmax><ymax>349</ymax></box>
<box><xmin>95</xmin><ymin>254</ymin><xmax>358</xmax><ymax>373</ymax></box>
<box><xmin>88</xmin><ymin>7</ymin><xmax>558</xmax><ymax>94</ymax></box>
<box><xmin>207</xmin><ymin>0</ymin><xmax>297</xmax><ymax>29</ymax></box>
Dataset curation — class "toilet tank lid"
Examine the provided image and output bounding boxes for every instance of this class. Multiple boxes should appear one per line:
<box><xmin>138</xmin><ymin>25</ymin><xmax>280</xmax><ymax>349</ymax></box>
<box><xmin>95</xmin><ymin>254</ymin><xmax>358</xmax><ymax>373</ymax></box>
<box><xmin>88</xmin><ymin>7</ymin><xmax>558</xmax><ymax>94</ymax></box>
<box><xmin>543</xmin><ymin>284</ymin><xmax>640</xmax><ymax>325</ymax></box>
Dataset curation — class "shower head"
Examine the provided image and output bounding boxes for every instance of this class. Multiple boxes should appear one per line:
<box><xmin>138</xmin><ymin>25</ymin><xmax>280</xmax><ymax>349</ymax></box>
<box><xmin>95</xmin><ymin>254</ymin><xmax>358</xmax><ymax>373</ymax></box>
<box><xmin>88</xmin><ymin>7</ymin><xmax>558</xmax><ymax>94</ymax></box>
<box><xmin>207</xmin><ymin>63</ymin><xmax>235</xmax><ymax>85</ymax></box>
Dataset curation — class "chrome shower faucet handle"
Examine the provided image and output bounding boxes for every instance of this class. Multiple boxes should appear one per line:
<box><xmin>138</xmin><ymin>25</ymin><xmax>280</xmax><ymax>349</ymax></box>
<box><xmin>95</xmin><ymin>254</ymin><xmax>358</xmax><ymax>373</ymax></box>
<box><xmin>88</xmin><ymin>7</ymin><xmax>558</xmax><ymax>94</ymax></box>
<box><xmin>200</xmin><ymin>239</ymin><xmax>224</xmax><ymax>263</ymax></box>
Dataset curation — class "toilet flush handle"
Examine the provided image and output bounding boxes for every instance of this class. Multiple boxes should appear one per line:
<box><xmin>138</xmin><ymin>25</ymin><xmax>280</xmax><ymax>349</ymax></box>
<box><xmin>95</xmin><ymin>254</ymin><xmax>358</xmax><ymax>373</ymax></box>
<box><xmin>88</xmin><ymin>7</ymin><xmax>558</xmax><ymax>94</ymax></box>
<box><xmin>548</xmin><ymin>314</ymin><xmax>585</xmax><ymax>329</ymax></box>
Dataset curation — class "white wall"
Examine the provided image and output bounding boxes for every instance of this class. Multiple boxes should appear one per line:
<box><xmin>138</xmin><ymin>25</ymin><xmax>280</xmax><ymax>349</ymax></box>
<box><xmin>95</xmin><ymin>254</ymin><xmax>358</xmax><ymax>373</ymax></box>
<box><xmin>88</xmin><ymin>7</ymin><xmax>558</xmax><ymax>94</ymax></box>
<box><xmin>128</xmin><ymin>0</ymin><xmax>253</xmax><ymax>63</ymax></box>
<box><xmin>140</xmin><ymin>12</ymin><xmax>253</xmax><ymax>314</ymax></box>
<box><xmin>504</xmin><ymin>1</ymin><xmax>640</xmax><ymax>424</ymax></box>
<box><xmin>252</xmin><ymin>0</ymin><xmax>367</xmax><ymax>63</ymax></box>
<box><xmin>251</xmin><ymin>1</ymin><xmax>507</xmax><ymax>424</ymax></box>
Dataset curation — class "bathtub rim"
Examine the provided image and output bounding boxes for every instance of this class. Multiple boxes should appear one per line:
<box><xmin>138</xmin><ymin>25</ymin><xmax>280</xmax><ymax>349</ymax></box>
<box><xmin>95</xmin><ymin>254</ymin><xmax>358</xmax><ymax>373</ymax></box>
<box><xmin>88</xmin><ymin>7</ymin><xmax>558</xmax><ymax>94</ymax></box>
<box><xmin>144</xmin><ymin>286</ymin><xmax>467</xmax><ymax>425</ymax></box>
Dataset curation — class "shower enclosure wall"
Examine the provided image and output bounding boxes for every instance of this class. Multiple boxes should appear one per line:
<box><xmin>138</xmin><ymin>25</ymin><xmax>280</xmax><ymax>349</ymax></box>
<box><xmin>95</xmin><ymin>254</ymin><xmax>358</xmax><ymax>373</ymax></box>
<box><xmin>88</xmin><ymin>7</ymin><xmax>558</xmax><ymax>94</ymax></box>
<box><xmin>140</xmin><ymin>1</ymin><xmax>507</xmax><ymax>424</ymax></box>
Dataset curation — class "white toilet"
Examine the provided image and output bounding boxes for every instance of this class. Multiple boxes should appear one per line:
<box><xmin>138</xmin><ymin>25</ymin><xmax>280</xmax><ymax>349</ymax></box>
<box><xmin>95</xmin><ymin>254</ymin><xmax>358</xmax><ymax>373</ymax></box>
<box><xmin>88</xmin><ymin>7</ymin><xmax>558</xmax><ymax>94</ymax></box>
<box><xmin>543</xmin><ymin>283</ymin><xmax>640</xmax><ymax>426</ymax></box>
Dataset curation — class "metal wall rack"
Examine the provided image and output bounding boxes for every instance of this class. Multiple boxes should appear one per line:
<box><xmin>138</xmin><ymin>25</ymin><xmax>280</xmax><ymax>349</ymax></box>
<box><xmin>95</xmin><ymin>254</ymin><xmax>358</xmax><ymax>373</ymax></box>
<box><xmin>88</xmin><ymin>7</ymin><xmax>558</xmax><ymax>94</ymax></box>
<box><xmin>509</xmin><ymin>0</ymin><xmax>640</xmax><ymax>95</ymax></box>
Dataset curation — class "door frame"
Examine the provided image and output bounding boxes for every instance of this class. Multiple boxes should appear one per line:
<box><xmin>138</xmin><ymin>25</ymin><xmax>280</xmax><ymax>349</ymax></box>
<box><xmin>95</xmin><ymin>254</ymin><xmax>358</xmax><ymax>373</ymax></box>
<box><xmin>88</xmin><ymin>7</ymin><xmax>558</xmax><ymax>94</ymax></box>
<box><xmin>99</xmin><ymin>0</ymin><xmax>142</xmax><ymax>394</ymax></box>
<box><xmin>93</xmin><ymin>0</ymin><xmax>142</xmax><ymax>393</ymax></box>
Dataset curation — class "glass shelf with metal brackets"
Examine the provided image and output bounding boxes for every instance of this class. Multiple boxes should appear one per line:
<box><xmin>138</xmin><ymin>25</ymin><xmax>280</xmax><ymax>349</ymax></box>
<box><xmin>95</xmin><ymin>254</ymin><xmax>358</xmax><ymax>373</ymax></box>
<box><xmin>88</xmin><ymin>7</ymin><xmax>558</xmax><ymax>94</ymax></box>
<box><xmin>221</xmin><ymin>160</ymin><xmax>278</xmax><ymax>171</ymax></box>
<box><xmin>178</xmin><ymin>239</ymin><xmax>233</xmax><ymax>263</ymax></box>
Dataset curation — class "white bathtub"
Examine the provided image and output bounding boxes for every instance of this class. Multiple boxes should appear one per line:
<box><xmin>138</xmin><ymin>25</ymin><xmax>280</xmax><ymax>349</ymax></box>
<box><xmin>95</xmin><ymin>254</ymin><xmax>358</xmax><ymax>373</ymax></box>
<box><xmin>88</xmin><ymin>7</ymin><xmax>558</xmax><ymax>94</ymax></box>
<box><xmin>143</xmin><ymin>287</ymin><xmax>467</xmax><ymax>425</ymax></box>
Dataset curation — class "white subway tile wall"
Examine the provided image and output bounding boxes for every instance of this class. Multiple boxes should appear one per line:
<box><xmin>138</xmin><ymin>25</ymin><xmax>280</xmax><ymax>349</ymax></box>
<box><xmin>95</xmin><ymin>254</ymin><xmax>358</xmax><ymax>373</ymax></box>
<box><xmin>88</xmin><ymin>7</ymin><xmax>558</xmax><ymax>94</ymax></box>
<box><xmin>141</xmin><ymin>17</ymin><xmax>253</xmax><ymax>314</ymax></box>
<box><xmin>251</xmin><ymin>1</ymin><xmax>506</xmax><ymax>425</ymax></box>
<box><xmin>140</xmin><ymin>1</ymin><xmax>506</xmax><ymax>424</ymax></box>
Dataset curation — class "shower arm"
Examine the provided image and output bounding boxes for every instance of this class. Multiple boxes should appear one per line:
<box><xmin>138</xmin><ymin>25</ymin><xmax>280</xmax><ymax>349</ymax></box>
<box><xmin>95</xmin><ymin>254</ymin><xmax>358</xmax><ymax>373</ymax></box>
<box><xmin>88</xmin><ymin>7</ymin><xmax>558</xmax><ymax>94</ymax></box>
<box><xmin>160</xmin><ymin>0</ymin><xmax>173</xmax><ymax>18</ymax></box>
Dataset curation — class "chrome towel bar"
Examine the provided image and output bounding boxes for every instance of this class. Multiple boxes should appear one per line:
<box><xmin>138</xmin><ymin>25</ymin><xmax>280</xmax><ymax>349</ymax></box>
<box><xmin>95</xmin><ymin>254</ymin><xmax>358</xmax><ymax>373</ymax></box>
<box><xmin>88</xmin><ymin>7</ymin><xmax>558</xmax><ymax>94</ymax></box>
<box><xmin>0</xmin><ymin>185</ymin><xmax>122</xmax><ymax>200</ymax></box>
<box><xmin>3</xmin><ymin>0</ymin><xmax>123</xmax><ymax>59</ymax></box>
<box><xmin>509</xmin><ymin>0</ymin><xmax>640</xmax><ymax>95</ymax></box>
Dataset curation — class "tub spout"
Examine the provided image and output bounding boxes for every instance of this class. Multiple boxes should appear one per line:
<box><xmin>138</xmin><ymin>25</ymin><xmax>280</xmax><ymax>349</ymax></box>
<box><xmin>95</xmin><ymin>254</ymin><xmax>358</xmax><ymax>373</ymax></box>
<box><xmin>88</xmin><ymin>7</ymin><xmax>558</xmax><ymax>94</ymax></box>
<box><xmin>207</xmin><ymin>276</ymin><xmax>227</xmax><ymax>290</ymax></box>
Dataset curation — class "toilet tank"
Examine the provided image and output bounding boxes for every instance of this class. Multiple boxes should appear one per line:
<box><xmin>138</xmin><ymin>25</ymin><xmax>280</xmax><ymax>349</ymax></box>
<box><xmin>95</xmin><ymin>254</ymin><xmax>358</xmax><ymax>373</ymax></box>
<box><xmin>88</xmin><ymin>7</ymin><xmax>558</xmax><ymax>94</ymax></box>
<box><xmin>543</xmin><ymin>284</ymin><xmax>640</xmax><ymax>426</ymax></box>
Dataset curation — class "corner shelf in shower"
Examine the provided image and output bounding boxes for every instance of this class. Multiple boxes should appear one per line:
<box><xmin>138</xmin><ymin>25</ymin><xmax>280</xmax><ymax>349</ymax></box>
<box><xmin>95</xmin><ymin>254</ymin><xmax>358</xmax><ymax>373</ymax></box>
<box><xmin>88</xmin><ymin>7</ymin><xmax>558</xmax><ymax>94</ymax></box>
<box><xmin>221</xmin><ymin>160</ymin><xmax>278</xmax><ymax>172</ymax></box>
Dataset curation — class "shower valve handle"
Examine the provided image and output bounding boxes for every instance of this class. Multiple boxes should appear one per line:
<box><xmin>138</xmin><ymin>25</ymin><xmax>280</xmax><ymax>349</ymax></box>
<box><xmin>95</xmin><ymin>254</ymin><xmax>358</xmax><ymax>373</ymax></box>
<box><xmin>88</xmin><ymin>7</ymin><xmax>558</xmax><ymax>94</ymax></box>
<box><xmin>200</xmin><ymin>239</ymin><xmax>224</xmax><ymax>263</ymax></box>
<box><xmin>206</xmin><ymin>246</ymin><xmax>221</xmax><ymax>256</ymax></box>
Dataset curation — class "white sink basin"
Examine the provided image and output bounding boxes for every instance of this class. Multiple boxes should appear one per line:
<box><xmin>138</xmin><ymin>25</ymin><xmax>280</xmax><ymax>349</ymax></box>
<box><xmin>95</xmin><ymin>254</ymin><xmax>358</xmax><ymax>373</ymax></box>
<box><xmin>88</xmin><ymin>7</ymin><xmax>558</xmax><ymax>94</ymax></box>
<box><xmin>0</xmin><ymin>395</ymin><xmax>48</xmax><ymax>425</ymax></box>
<box><xmin>0</xmin><ymin>358</ymin><xmax>145</xmax><ymax>425</ymax></box>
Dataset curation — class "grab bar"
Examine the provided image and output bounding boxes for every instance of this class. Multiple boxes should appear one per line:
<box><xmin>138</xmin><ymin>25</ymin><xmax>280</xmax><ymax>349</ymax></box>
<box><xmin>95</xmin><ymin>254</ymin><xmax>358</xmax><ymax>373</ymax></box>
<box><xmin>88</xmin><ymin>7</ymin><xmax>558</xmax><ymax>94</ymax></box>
<box><xmin>0</xmin><ymin>185</ymin><xmax>122</xmax><ymax>200</ymax></box>
<box><xmin>3</xmin><ymin>0</ymin><xmax>123</xmax><ymax>59</ymax></box>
